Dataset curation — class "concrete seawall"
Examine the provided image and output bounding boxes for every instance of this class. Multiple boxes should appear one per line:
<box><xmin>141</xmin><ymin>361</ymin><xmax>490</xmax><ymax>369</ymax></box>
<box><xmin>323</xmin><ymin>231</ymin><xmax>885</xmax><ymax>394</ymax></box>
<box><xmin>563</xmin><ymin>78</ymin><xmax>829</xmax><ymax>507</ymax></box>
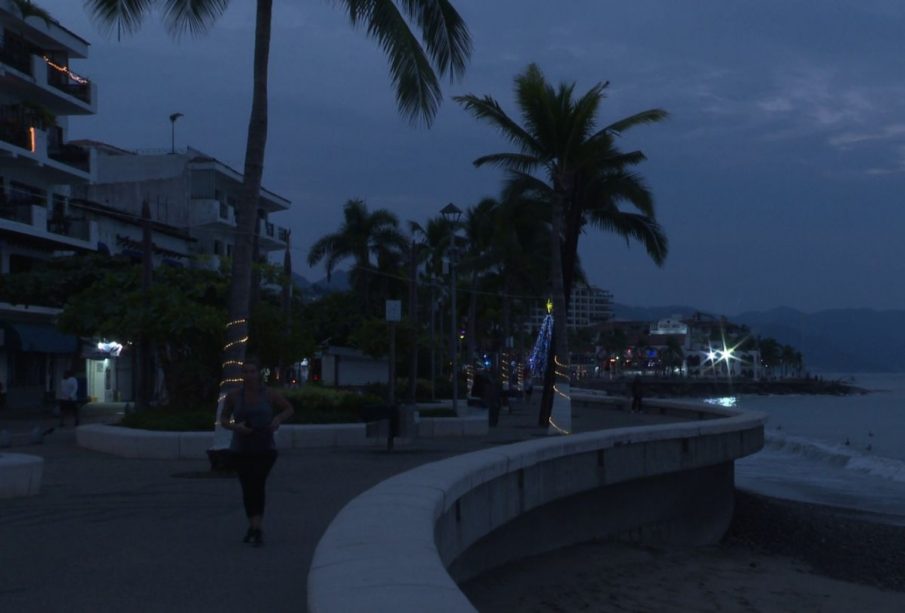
<box><xmin>308</xmin><ymin>393</ymin><xmax>765</xmax><ymax>612</ymax></box>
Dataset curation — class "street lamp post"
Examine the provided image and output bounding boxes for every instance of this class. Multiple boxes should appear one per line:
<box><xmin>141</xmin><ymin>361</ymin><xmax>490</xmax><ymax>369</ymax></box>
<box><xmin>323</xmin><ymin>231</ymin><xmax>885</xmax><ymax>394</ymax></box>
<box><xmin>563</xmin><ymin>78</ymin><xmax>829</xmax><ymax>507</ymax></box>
<box><xmin>441</xmin><ymin>202</ymin><xmax>462</xmax><ymax>414</ymax></box>
<box><xmin>169</xmin><ymin>112</ymin><xmax>183</xmax><ymax>154</ymax></box>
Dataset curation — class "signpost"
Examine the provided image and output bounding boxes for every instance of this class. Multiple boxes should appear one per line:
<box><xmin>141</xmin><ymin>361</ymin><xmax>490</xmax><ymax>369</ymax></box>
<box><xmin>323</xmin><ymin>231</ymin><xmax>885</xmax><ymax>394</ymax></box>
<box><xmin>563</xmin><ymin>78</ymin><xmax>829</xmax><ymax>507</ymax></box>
<box><xmin>386</xmin><ymin>300</ymin><xmax>401</xmax><ymax>405</ymax></box>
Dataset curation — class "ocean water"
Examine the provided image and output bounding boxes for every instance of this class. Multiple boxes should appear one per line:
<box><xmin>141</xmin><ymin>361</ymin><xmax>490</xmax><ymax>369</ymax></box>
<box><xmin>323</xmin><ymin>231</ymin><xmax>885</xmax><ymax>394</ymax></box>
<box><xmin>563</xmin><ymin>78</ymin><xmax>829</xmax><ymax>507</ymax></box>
<box><xmin>726</xmin><ymin>373</ymin><xmax>905</xmax><ymax>524</ymax></box>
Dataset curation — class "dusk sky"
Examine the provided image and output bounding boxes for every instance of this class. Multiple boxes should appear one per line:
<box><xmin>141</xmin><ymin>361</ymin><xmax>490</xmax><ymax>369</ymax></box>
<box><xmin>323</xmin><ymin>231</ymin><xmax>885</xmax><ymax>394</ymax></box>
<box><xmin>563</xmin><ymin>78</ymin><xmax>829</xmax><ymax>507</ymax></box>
<box><xmin>44</xmin><ymin>1</ymin><xmax>905</xmax><ymax>315</ymax></box>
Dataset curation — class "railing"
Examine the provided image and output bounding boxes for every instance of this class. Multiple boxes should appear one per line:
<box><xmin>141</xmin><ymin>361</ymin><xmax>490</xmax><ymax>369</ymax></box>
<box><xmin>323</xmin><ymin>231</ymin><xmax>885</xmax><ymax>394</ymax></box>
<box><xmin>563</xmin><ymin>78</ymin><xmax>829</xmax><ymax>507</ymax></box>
<box><xmin>0</xmin><ymin>39</ymin><xmax>32</xmax><ymax>75</ymax></box>
<box><xmin>278</xmin><ymin>227</ymin><xmax>290</xmax><ymax>243</ymax></box>
<box><xmin>0</xmin><ymin>201</ymin><xmax>34</xmax><ymax>224</ymax></box>
<box><xmin>45</xmin><ymin>66</ymin><xmax>91</xmax><ymax>104</ymax></box>
<box><xmin>0</xmin><ymin>120</ymin><xmax>29</xmax><ymax>150</ymax></box>
<box><xmin>47</xmin><ymin>217</ymin><xmax>91</xmax><ymax>241</ymax></box>
<box><xmin>47</xmin><ymin>143</ymin><xmax>90</xmax><ymax>173</ymax></box>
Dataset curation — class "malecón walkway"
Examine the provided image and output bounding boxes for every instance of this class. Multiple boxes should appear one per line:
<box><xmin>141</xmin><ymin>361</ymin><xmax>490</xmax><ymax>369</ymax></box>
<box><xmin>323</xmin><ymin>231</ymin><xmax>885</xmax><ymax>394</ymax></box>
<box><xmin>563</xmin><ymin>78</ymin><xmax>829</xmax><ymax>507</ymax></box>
<box><xmin>0</xmin><ymin>401</ymin><xmax>669</xmax><ymax>613</ymax></box>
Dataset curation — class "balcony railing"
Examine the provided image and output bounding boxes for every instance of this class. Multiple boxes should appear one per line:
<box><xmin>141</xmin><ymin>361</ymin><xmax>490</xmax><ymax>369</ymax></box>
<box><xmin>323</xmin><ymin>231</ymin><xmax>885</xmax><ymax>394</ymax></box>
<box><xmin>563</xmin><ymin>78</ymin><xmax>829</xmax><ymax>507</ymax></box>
<box><xmin>47</xmin><ymin>216</ymin><xmax>91</xmax><ymax>241</ymax></box>
<box><xmin>0</xmin><ymin>38</ymin><xmax>32</xmax><ymax>75</ymax></box>
<box><xmin>45</xmin><ymin>62</ymin><xmax>92</xmax><ymax>104</ymax></box>
<box><xmin>278</xmin><ymin>227</ymin><xmax>290</xmax><ymax>243</ymax></box>
<box><xmin>47</xmin><ymin>143</ymin><xmax>90</xmax><ymax>173</ymax></box>
<box><xmin>0</xmin><ymin>119</ymin><xmax>29</xmax><ymax>150</ymax></box>
<box><xmin>0</xmin><ymin>188</ymin><xmax>43</xmax><ymax>224</ymax></box>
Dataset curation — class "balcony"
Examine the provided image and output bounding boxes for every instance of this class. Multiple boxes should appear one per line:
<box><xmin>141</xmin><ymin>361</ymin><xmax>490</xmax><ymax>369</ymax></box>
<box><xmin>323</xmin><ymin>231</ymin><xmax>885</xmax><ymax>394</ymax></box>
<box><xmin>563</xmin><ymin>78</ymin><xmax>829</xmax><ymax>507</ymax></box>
<box><xmin>0</xmin><ymin>192</ymin><xmax>98</xmax><ymax>249</ymax></box>
<box><xmin>256</xmin><ymin>219</ymin><xmax>289</xmax><ymax>251</ymax></box>
<box><xmin>44</xmin><ymin>57</ymin><xmax>92</xmax><ymax>104</ymax></box>
<box><xmin>0</xmin><ymin>118</ymin><xmax>29</xmax><ymax>150</ymax></box>
<box><xmin>0</xmin><ymin>108</ymin><xmax>93</xmax><ymax>180</ymax></box>
<box><xmin>190</xmin><ymin>198</ymin><xmax>236</xmax><ymax>228</ymax></box>
<box><xmin>0</xmin><ymin>49</ymin><xmax>95</xmax><ymax>114</ymax></box>
<box><xmin>0</xmin><ymin>36</ymin><xmax>32</xmax><ymax>75</ymax></box>
<box><xmin>47</xmin><ymin>140</ymin><xmax>91</xmax><ymax>174</ymax></box>
<box><xmin>47</xmin><ymin>216</ymin><xmax>94</xmax><ymax>242</ymax></box>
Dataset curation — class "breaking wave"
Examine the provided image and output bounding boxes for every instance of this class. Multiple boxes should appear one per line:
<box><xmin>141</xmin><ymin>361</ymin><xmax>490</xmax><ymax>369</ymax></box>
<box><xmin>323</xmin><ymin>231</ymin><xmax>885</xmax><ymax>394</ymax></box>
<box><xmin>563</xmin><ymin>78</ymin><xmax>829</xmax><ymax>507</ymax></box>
<box><xmin>764</xmin><ymin>432</ymin><xmax>905</xmax><ymax>483</ymax></box>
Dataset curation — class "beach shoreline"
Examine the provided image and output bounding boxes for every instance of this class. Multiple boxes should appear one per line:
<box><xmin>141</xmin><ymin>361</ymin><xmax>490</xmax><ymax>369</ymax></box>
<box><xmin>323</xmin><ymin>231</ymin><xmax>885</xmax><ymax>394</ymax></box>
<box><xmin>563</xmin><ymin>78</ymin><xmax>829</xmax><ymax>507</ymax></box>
<box><xmin>461</xmin><ymin>490</ymin><xmax>905</xmax><ymax>612</ymax></box>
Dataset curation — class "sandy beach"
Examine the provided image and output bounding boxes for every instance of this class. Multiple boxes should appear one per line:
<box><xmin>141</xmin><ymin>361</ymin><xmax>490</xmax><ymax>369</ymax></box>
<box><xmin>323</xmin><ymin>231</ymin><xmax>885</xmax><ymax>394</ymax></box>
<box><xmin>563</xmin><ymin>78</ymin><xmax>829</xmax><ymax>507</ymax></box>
<box><xmin>462</xmin><ymin>491</ymin><xmax>905</xmax><ymax>612</ymax></box>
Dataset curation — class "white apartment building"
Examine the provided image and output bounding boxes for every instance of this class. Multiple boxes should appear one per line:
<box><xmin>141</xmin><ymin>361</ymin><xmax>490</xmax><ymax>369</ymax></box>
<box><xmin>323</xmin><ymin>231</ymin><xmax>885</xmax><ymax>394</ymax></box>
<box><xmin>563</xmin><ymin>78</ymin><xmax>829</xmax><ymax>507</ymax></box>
<box><xmin>72</xmin><ymin>144</ymin><xmax>290</xmax><ymax>265</ymax></box>
<box><xmin>1</xmin><ymin>1</ymin><xmax>97</xmax><ymax>408</ymax></box>
<box><xmin>527</xmin><ymin>283</ymin><xmax>614</xmax><ymax>331</ymax></box>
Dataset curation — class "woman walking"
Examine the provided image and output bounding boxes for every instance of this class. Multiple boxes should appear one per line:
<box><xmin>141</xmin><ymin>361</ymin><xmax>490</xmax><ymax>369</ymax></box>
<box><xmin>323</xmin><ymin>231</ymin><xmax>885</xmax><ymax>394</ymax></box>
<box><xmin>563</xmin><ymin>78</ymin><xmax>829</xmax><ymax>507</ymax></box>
<box><xmin>220</xmin><ymin>358</ymin><xmax>294</xmax><ymax>546</ymax></box>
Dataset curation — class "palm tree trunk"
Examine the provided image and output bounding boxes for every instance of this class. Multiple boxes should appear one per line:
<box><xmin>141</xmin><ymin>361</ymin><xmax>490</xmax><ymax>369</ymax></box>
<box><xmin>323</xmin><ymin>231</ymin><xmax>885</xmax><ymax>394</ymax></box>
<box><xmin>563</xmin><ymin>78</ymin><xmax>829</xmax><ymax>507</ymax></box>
<box><xmin>539</xmin><ymin>194</ymin><xmax>570</xmax><ymax>427</ymax></box>
<box><xmin>466</xmin><ymin>271</ymin><xmax>478</xmax><ymax>375</ymax></box>
<box><xmin>408</xmin><ymin>241</ymin><xmax>418</xmax><ymax>404</ymax></box>
<box><xmin>222</xmin><ymin>0</ymin><xmax>272</xmax><ymax>394</ymax></box>
<box><xmin>429</xmin><ymin>281</ymin><xmax>436</xmax><ymax>400</ymax></box>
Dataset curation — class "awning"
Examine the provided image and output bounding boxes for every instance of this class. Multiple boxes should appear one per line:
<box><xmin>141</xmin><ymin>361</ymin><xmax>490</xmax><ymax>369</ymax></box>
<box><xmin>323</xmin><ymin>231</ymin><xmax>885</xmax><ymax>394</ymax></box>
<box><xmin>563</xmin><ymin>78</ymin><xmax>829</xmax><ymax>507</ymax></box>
<box><xmin>6</xmin><ymin>322</ymin><xmax>78</xmax><ymax>354</ymax></box>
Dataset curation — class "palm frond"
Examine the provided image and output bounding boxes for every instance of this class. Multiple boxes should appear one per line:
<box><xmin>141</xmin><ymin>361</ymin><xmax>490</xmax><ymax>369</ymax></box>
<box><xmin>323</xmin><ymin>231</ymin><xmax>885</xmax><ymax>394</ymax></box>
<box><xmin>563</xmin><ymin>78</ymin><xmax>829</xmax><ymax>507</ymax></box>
<box><xmin>472</xmin><ymin>152</ymin><xmax>541</xmax><ymax>173</ymax></box>
<box><xmin>588</xmin><ymin>212</ymin><xmax>668</xmax><ymax>266</ymax></box>
<box><xmin>346</xmin><ymin>0</ymin><xmax>442</xmax><ymax>125</ymax></box>
<box><xmin>161</xmin><ymin>0</ymin><xmax>229</xmax><ymax>37</ymax></box>
<box><xmin>454</xmin><ymin>94</ymin><xmax>541</xmax><ymax>154</ymax></box>
<box><xmin>397</xmin><ymin>0</ymin><xmax>471</xmax><ymax>79</ymax></box>
<box><xmin>307</xmin><ymin>235</ymin><xmax>337</xmax><ymax>267</ymax></box>
<box><xmin>84</xmin><ymin>0</ymin><xmax>154</xmax><ymax>37</ymax></box>
<box><xmin>502</xmin><ymin>171</ymin><xmax>553</xmax><ymax>201</ymax></box>
<box><xmin>595</xmin><ymin>108</ymin><xmax>669</xmax><ymax>138</ymax></box>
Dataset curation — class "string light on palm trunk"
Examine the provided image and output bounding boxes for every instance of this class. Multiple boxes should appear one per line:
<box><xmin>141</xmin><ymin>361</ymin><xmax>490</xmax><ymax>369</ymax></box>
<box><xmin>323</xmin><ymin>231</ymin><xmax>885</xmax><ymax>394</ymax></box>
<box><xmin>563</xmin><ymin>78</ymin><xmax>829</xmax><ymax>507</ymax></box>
<box><xmin>218</xmin><ymin>318</ymin><xmax>248</xmax><ymax>401</ymax></box>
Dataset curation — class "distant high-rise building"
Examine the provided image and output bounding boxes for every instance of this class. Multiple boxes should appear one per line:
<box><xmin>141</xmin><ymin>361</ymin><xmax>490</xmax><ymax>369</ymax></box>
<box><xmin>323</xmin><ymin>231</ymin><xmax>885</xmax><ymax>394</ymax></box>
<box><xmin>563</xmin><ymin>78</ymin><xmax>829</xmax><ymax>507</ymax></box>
<box><xmin>527</xmin><ymin>283</ymin><xmax>613</xmax><ymax>331</ymax></box>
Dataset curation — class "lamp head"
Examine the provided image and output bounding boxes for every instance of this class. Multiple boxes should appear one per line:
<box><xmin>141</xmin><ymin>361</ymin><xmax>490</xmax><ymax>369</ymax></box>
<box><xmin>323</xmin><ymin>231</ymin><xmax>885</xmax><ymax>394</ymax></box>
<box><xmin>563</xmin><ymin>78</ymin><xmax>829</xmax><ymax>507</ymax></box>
<box><xmin>440</xmin><ymin>202</ymin><xmax>462</xmax><ymax>224</ymax></box>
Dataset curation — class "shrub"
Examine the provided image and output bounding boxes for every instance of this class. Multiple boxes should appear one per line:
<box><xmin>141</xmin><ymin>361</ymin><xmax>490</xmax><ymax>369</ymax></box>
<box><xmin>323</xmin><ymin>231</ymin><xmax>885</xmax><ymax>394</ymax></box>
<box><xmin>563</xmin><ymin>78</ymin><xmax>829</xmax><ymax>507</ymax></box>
<box><xmin>282</xmin><ymin>386</ymin><xmax>382</xmax><ymax>424</ymax></box>
<box><xmin>120</xmin><ymin>408</ymin><xmax>214</xmax><ymax>431</ymax></box>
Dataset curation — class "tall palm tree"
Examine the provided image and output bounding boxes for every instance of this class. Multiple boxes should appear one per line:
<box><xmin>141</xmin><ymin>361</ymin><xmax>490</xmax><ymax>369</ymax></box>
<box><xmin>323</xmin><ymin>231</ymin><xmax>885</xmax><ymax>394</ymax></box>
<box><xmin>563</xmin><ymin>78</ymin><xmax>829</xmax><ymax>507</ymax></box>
<box><xmin>456</xmin><ymin>64</ymin><xmax>667</xmax><ymax>426</ymax></box>
<box><xmin>411</xmin><ymin>215</ymin><xmax>457</xmax><ymax>398</ymax></box>
<box><xmin>87</xmin><ymin>0</ymin><xmax>471</xmax><ymax>404</ymax></box>
<box><xmin>307</xmin><ymin>198</ymin><xmax>406</xmax><ymax>313</ymax></box>
<box><xmin>460</xmin><ymin>198</ymin><xmax>499</xmax><ymax>370</ymax></box>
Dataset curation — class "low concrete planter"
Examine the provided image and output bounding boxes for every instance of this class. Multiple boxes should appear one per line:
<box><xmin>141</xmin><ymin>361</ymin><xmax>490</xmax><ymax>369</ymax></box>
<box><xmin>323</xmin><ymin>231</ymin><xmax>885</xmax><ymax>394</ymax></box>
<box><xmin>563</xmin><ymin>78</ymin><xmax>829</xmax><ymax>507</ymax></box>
<box><xmin>0</xmin><ymin>453</ymin><xmax>44</xmax><ymax>498</ymax></box>
<box><xmin>308</xmin><ymin>397</ymin><xmax>766</xmax><ymax>613</ymax></box>
<box><xmin>77</xmin><ymin>417</ymin><xmax>484</xmax><ymax>459</ymax></box>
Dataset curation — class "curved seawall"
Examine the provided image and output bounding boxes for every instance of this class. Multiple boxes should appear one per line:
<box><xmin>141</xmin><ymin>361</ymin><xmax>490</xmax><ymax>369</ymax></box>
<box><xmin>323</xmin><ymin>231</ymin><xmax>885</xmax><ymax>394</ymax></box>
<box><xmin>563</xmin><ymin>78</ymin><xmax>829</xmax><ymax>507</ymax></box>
<box><xmin>308</xmin><ymin>394</ymin><xmax>765</xmax><ymax>612</ymax></box>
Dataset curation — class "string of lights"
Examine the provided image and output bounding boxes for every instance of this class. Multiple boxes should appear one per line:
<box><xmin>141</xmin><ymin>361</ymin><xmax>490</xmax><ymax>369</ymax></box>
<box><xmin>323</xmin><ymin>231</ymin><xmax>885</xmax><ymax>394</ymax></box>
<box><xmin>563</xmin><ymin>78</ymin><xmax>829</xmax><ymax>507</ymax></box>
<box><xmin>42</xmin><ymin>56</ymin><xmax>89</xmax><ymax>84</ymax></box>
<box><xmin>217</xmin><ymin>318</ymin><xmax>248</xmax><ymax>401</ymax></box>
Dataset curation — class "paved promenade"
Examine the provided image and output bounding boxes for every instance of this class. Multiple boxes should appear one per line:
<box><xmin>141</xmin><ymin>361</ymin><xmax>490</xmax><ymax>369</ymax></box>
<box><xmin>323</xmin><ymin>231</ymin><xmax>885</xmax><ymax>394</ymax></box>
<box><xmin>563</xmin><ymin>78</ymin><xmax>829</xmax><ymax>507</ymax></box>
<box><xmin>0</xmin><ymin>398</ymin><xmax>673</xmax><ymax>613</ymax></box>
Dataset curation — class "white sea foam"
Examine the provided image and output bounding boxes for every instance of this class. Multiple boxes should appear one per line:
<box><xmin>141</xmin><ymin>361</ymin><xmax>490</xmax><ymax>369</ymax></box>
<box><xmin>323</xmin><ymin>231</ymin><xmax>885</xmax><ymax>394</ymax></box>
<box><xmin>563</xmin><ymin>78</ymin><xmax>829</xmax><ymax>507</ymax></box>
<box><xmin>764</xmin><ymin>432</ymin><xmax>905</xmax><ymax>483</ymax></box>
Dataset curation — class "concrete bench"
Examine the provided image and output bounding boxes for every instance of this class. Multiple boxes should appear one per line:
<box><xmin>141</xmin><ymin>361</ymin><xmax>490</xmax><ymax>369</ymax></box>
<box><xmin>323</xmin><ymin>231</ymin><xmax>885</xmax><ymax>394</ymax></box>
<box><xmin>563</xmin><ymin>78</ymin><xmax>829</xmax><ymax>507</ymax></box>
<box><xmin>0</xmin><ymin>453</ymin><xmax>44</xmax><ymax>498</ymax></box>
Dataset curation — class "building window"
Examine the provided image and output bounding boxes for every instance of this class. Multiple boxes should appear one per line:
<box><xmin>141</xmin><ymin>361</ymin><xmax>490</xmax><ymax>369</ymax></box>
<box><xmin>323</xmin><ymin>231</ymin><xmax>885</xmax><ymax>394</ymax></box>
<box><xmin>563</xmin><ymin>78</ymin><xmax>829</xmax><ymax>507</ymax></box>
<box><xmin>213</xmin><ymin>240</ymin><xmax>222</xmax><ymax>256</ymax></box>
<box><xmin>226</xmin><ymin>244</ymin><xmax>232</xmax><ymax>257</ymax></box>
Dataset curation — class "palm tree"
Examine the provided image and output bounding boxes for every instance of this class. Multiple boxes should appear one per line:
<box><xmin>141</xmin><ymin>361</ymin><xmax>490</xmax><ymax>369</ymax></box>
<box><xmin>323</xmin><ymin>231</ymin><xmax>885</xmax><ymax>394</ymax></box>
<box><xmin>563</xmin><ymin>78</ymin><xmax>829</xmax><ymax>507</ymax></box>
<box><xmin>456</xmin><ymin>64</ymin><xmax>667</xmax><ymax>426</ymax></box>
<box><xmin>87</xmin><ymin>0</ymin><xmax>471</xmax><ymax>405</ymax></box>
<box><xmin>411</xmin><ymin>215</ymin><xmax>457</xmax><ymax>399</ymax></box>
<box><xmin>757</xmin><ymin>336</ymin><xmax>781</xmax><ymax>378</ymax></box>
<box><xmin>460</xmin><ymin>198</ymin><xmax>499</xmax><ymax>371</ymax></box>
<box><xmin>307</xmin><ymin>199</ymin><xmax>405</xmax><ymax>313</ymax></box>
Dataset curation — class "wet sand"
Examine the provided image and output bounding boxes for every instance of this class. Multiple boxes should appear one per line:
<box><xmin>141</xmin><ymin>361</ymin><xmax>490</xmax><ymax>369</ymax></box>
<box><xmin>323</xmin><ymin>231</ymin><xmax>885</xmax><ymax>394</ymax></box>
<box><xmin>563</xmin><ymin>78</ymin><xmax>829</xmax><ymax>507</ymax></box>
<box><xmin>461</xmin><ymin>491</ymin><xmax>905</xmax><ymax>612</ymax></box>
